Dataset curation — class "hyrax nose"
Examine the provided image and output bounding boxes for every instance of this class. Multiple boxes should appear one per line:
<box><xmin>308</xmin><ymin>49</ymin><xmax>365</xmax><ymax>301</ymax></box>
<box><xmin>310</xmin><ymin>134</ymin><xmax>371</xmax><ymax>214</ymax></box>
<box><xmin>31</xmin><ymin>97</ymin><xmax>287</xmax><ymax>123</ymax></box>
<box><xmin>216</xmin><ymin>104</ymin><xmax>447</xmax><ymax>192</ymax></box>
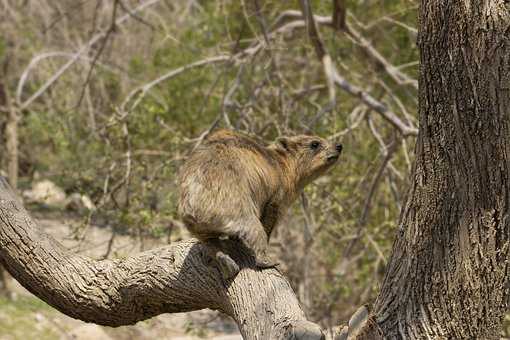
<box><xmin>335</xmin><ymin>143</ymin><xmax>343</xmax><ymax>153</ymax></box>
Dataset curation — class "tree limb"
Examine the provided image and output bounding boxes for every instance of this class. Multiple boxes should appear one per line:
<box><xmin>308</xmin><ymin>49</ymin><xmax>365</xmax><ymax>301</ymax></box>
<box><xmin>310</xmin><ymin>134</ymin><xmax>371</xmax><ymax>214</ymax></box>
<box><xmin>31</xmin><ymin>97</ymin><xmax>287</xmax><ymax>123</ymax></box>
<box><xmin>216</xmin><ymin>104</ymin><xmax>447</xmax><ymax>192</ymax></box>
<box><xmin>16</xmin><ymin>0</ymin><xmax>163</xmax><ymax>110</ymax></box>
<box><xmin>331</xmin><ymin>71</ymin><xmax>417</xmax><ymax>136</ymax></box>
<box><xmin>332</xmin><ymin>0</ymin><xmax>346</xmax><ymax>31</ymax></box>
<box><xmin>271</xmin><ymin>8</ymin><xmax>417</xmax><ymax>136</ymax></box>
<box><xmin>0</xmin><ymin>177</ymin><xmax>324</xmax><ymax>339</ymax></box>
<box><xmin>272</xmin><ymin>10</ymin><xmax>418</xmax><ymax>90</ymax></box>
<box><xmin>298</xmin><ymin>0</ymin><xmax>337</xmax><ymax>123</ymax></box>
<box><xmin>344</xmin><ymin>21</ymin><xmax>418</xmax><ymax>90</ymax></box>
<box><xmin>120</xmin><ymin>55</ymin><xmax>231</xmax><ymax>116</ymax></box>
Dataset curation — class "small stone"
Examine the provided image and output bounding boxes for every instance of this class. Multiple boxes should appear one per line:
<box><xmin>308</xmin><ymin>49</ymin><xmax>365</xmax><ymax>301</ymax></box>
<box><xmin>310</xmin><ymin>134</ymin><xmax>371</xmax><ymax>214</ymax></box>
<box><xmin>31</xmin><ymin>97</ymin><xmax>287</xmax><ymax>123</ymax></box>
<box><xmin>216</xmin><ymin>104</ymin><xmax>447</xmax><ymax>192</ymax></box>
<box><xmin>23</xmin><ymin>180</ymin><xmax>67</xmax><ymax>207</ymax></box>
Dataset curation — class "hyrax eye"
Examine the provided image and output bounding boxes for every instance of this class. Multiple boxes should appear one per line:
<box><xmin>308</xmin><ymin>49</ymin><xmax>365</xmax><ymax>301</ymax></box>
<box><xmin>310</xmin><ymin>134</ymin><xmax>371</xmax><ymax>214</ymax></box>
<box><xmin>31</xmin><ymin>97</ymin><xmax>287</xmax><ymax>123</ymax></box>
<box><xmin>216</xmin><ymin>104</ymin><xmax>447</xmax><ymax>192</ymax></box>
<box><xmin>310</xmin><ymin>141</ymin><xmax>321</xmax><ymax>150</ymax></box>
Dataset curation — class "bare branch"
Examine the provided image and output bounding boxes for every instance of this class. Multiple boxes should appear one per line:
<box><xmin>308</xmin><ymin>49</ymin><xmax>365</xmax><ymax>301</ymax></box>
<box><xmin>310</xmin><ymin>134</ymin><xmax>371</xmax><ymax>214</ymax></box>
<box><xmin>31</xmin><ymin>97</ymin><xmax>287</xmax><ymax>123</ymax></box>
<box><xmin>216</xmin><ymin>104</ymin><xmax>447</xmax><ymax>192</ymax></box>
<box><xmin>16</xmin><ymin>0</ymin><xmax>163</xmax><ymax>110</ymax></box>
<box><xmin>259</xmin><ymin>9</ymin><xmax>417</xmax><ymax>136</ymax></box>
<box><xmin>75</xmin><ymin>0</ymin><xmax>121</xmax><ymax>108</ymax></box>
<box><xmin>271</xmin><ymin>10</ymin><xmax>418</xmax><ymax>90</ymax></box>
<box><xmin>331</xmin><ymin>70</ymin><xmax>417</xmax><ymax>136</ymax></box>
<box><xmin>332</xmin><ymin>0</ymin><xmax>346</xmax><ymax>31</ymax></box>
<box><xmin>298</xmin><ymin>0</ymin><xmax>337</xmax><ymax>124</ymax></box>
<box><xmin>298</xmin><ymin>0</ymin><xmax>326</xmax><ymax>59</ymax></box>
<box><xmin>339</xmin><ymin>134</ymin><xmax>400</xmax><ymax>269</ymax></box>
<box><xmin>0</xmin><ymin>177</ymin><xmax>324</xmax><ymax>339</ymax></box>
<box><xmin>16</xmin><ymin>51</ymin><xmax>131</xmax><ymax>113</ymax></box>
<box><xmin>120</xmin><ymin>55</ymin><xmax>231</xmax><ymax>116</ymax></box>
<box><xmin>117</xmin><ymin>0</ymin><xmax>157</xmax><ymax>30</ymax></box>
<box><xmin>345</xmin><ymin>21</ymin><xmax>418</xmax><ymax>90</ymax></box>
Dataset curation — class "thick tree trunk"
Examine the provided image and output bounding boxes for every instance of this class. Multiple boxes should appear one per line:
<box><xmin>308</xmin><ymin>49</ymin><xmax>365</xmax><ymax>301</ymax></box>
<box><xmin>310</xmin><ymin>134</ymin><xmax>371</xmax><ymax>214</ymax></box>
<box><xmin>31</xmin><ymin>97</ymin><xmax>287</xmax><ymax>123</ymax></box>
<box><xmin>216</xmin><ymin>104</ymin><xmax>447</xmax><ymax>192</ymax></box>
<box><xmin>370</xmin><ymin>1</ymin><xmax>510</xmax><ymax>339</ymax></box>
<box><xmin>0</xmin><ymin>177</ymin><xmax>323</xmax><ymax>339</ymax></box>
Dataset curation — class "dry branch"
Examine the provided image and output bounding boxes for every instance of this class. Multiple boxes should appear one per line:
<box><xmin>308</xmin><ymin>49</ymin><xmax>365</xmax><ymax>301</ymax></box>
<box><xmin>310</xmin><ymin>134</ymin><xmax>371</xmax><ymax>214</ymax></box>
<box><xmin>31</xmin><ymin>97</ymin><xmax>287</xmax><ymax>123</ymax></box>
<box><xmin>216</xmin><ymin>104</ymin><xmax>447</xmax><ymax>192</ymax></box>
<box><xmin>345</xmin><ymin>22</ymin><xmax>418</xmax><ymax>90</ymax></box>
<box><xmin>331</xmin><ymin>71</ymin><xmax>417</xmax><ymax>135</ymax></box>
<box><xmin>0</xmin><ymin>177</ymin><xmax>325</xmax><ymax>339</ymax></box>
<box><xmin>16</xmin><ymin>0</ymin><xmax>163</xmax><ymax>110</ymax></box>
<box><xmin>120</xmin><ymin>55</ymin><xmax>231</xmax><ymax>115</ymax></box>
<box><xmin>298</xmin><ymin>0</ymin><xmax>337</xmax><ymax>119</ymax></box>
<box><xmin>271</xmin><ymin>9</ymin><xmax>417</xmax><ymax>136</ymax></box>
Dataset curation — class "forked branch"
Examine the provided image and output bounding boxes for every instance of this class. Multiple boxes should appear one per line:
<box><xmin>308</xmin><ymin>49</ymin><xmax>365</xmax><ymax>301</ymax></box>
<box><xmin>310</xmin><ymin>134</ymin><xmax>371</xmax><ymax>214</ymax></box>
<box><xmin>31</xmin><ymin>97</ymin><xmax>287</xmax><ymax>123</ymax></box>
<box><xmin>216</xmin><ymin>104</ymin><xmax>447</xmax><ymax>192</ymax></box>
<box><xmin>0</xmin><ymin>177</ymin><xmax>323</xmax><ymax>339</ymax></box>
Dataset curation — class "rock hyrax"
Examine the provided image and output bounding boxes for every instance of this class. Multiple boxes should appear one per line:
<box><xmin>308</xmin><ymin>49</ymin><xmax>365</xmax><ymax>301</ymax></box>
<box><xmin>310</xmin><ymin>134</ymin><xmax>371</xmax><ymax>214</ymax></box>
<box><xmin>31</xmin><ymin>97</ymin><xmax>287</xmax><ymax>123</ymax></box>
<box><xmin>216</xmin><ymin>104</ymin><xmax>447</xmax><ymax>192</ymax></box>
<box><xmin>178</xmin><ymin>129</ymin><xmax>342</xmax><ymax>277</ymax></box>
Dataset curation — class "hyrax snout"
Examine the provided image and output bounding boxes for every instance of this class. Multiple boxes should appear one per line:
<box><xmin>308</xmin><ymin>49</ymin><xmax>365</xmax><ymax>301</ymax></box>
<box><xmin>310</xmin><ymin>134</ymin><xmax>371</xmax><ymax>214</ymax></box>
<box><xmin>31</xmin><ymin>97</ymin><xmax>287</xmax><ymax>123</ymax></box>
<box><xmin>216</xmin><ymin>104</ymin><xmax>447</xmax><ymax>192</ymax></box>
<box><xmin>178</xmin><ymin>129</ymin><xmax>342</xmax><ymax>278</ymax></box>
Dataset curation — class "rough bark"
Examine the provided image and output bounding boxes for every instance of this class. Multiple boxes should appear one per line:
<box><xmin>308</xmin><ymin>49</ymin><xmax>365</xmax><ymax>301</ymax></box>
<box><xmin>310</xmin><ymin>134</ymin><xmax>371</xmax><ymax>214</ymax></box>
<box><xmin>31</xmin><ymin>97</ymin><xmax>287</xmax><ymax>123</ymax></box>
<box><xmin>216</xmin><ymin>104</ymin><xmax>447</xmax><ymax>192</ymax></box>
<box><xmin>368</xmin><ymin>1</ymin><xmax>510</xmax><ymax>339</ymax></box>
<box><xmin>0</xmin><ymin>177</ymin><xmax>324</xmax><ymax>339</ymax></box>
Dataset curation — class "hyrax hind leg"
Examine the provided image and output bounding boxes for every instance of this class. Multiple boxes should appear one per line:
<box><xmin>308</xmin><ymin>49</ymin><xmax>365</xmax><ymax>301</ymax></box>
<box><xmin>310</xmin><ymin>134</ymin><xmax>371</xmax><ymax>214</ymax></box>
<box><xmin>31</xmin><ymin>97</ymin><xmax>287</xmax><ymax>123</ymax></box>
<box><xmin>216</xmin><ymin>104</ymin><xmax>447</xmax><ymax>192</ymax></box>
<box><xmin>203</xmin><ymin>239</ymin><xmax>240</xmax><ymax>280</ymax></box>
<box><xmin>225</xmin><ymin>217</ymin><xmax>278</xmax><ymax>269</ymax></box>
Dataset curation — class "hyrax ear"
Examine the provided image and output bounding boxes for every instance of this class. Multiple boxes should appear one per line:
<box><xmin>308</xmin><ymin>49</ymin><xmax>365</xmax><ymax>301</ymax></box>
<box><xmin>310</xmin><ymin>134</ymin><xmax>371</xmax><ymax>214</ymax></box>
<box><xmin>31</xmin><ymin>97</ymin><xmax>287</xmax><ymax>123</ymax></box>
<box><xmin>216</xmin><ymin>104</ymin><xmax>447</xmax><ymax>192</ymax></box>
<box><xmin>276</xmin><ymin>137</ymin><xmax>292</xmax><ymax>152</ymax></box>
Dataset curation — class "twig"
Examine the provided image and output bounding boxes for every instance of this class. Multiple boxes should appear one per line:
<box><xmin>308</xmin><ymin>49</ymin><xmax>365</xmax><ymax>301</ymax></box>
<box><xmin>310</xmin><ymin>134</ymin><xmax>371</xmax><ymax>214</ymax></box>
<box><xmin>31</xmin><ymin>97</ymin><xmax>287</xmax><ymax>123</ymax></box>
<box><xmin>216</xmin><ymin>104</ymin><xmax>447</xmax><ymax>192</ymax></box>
<box><xmin>272</xmin><ymin>10</ymin><xmax>418</xmax><ymax>91</ymax></box>
<box><xmin>332</xmin><ymin>0</ymin><xmax>346</xmax><ymax>30</ymax></box>
<box><xmin>340</xmin><ymin>130</ymin><xmax>401</xmax><ymax>269</ymax></box>
<box><xmin>75</xmin><ymin>0</ymin><xmax>121</xmax><ymax>108</ymax></box>
<box><xmin>223</xmin><ymin>65</ymin><xmax>244</xmax><ymax>124</ymax></box>
<box><xmin>382</xmin><ymin>17</ymin><xmax>418</xmax><ymax>37</ymax></box>
<box><xmin>378</xmin><ymin>79</ymin><xmax>417</xmax><ymax>128</ymax></box>
<box><xmin>43</xmin><ymin>0</ymin><xmax>92</xmax><ymax>34</ymax></box>
<box><xmin>259</xmin><ymin>9</ymin><xmax>417</xmax><ymax>135</ymax></box>
<box><xmin>366</xmin><ymin>233</ymin><xmax>387</xmax><ymax>265</ymax></box>
<box><xmin>298</xmin><ymin>0</ymin><xmax>326</xmax><ymax>59</ymax></box>
<box><xmin>345</xmin><ymin>19</ymin><xmax>418</xmax><ymax>90</ymax></box>
<box><xmin>101</xmin><ymin>228</ymin><xmax>117</xmax><ymax>260</ymax></box>
<box><xmin>119</xmin><ymin>55</ymin><xmax>231</xmax><ymax>117</ymax></box>
<box><xmin>298</xmin><ymin>0</ymin><xmax>337</xmax><ymax>126</ymax></box>
<box><xmin>331</xmin><ymin>70</ymin><xmax>417</xmax><ymax>136</ymax></box>
<box><xmin>191</xmin><ymin>115</ymin><xmax>222</xmax><ymax>152</ymax></box>
<box><xmin>16</xmin><ymin>0</ymin><xmax>163</xmax><ymax>110</ymax></box>
<box><xmin>328</xmin><ymin>105</ymin><xmax>367</xmax><ymax>139</ymax></box>
<box><xmin>117</xmin><ymin>0</ymin><xmax>156</xmax><ymax>30</ymax></box>
<box><xmin>16</xmin><ymin>51</ymin><xmax>127</xmax><ymax>105</ymax></box>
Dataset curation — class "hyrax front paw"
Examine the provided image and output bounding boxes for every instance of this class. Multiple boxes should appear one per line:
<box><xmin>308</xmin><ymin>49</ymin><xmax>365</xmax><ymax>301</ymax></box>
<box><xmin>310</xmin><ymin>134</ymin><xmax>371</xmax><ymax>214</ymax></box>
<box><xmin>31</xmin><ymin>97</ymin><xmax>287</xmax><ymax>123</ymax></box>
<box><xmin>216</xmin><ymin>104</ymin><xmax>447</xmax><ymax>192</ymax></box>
<box><xmin>215</xmin><ymin>252</ymin><xmax>240</xmax><ymax>279</ymax></box>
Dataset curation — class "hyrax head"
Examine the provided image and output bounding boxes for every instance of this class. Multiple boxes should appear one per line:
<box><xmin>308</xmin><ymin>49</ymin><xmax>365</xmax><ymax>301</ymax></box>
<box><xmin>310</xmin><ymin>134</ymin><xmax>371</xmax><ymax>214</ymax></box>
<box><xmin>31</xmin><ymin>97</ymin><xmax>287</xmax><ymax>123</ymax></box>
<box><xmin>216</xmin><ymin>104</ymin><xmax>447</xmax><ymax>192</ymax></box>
<box><xmin>274</xmin><ymin>134</ymin><xmax>343</xmax><ymax>187</ymax></box>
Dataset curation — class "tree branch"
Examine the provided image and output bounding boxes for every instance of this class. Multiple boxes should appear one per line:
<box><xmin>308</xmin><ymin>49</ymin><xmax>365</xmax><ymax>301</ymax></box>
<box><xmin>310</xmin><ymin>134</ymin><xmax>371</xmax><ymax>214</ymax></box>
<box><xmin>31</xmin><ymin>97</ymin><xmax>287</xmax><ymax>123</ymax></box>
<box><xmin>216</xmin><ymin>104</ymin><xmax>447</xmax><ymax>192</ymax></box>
<box><xmin>298</xmin><ymin>0</ymin><xmax>337</xmax><ymax>123</ymax></box>
<box><xmin>271</xmin><ymin>8</ymin><xmax>417</xmax><ymax>136</ymax></box>
<box><xmin>331</xmin><ymin>71</ymin><xmax>417</xmax><ymax>136</ymax></box>
<box><xmin>0</xmin><ymin>177</ymin><xmax>324</xmax><ymax>339</ymax></box>
<box><xmin>345</xmin><ymin>21</ymin><xmax>418</xmax><ymax>90</ymax></box>
<box><xmin>119</xmin><ymin>55</ymin><xmax>231</xmax><ymax>116</ymax></box>
<box><xmin>332</xmin><ymin>0</ymin><xmax>346</xmax><ymax>31</ymax></box>
<box><xmin>16</xmin><ymin>0</ymin><xmax>163</xmax><ymax>110</ymax></box>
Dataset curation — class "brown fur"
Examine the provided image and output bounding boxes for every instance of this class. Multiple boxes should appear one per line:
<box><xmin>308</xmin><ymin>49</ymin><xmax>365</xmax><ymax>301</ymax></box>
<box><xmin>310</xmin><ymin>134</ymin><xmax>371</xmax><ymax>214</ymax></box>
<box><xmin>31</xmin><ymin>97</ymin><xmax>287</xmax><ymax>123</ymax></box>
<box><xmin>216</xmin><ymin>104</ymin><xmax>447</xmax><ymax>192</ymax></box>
<box><xmin>178</xmin><ymin>129</ymin><xmax>342</xmax><ymax>272</ymax></box>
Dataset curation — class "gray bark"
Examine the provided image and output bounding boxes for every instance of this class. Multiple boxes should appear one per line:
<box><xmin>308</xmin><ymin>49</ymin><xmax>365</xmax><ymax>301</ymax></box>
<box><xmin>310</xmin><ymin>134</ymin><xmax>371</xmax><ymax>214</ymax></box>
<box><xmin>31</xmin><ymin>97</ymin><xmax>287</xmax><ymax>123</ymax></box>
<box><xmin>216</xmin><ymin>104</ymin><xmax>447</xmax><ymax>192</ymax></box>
<box><xmin>0</xmin><ymin>176</ymin><xmax>323</xmax><ymax>339</ymax></box>
<box><xmin>368</xmin><ymin>1</ymin><xmax>510</xmax><ymax>339</ymax></box>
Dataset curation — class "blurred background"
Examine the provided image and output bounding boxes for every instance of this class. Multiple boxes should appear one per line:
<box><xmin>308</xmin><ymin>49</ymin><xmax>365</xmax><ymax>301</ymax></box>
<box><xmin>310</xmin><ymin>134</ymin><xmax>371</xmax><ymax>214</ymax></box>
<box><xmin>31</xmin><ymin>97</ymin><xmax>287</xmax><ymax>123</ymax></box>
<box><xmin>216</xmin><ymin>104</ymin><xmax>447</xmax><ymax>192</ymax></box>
<box><xmin>0</xmin><ymin>0</ymin><xmax>439</xmax><ymax>338</ymax></box>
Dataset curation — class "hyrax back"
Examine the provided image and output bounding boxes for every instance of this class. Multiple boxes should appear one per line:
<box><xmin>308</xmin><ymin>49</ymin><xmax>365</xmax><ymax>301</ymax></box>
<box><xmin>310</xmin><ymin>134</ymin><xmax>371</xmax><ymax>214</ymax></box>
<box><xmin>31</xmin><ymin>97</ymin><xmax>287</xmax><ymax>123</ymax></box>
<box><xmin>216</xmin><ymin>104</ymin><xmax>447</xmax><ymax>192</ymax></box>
<box><xmin>178</xmin><ymin>129</ymin><xmax>342</xmax><ymax>276</ymax></box>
